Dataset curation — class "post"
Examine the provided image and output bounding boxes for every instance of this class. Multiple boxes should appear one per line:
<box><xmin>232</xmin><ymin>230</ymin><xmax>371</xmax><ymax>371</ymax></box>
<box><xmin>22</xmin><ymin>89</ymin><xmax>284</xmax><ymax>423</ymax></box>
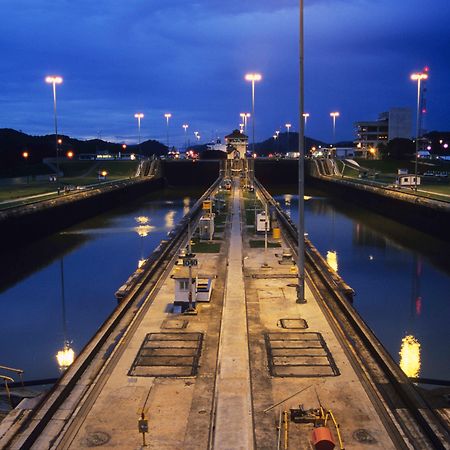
<box><xmin>414</xmin><ymin>78</ymin><xmax>421</xmax><ymax>192</ymax></box>
<box><xmin>297</xmin><ymin>0</ymin><xmax>306</xmax><ymax>303</ymax></box>
<box><xmin>263</xmin><ymin>202</ymin><xmax>268</xmax><ymax>267</ymax></box>
<box><xmin>251</xmin><ymin>80</ymin><xmax>255</xmax><ymax>155</ymax></box>
<box><xmin>52</xmin><ymin>82</ymin><xmax>60</xmax><ymax>191</ymax></box>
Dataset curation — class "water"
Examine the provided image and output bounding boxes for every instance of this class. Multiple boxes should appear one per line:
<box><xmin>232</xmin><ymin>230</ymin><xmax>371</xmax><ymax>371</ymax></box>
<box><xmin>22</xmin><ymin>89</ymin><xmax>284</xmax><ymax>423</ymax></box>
<box><xmin>274</xmin><ymin>188</ymin><xmax>450</xmax><ymax>381</ymax></box>
<box><xmin>0</xmin><ymin>188</ymin><xmax>199</xmax><ymax>380</ymax></box>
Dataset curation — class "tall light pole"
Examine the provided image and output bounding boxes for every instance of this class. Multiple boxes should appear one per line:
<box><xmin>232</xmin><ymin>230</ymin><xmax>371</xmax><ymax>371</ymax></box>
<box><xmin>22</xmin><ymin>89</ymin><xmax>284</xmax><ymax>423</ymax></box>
<box><xmin>302</xmin><ymin>113</ymin><xmax>310</xmax><ymax>130</ymax></box>
<box><xmin>285</xmin><ymin>123</ymin><xmax>292</xmax><ymax>152</ymax></box>
<box><xmin>182</xmin><ymin>124</ymin><xmax>189</xmax><ymax>150</ymax></box>
<box><xmin>240</xmin><ymin>112</ymin><xmax>251</xmax><ymax>133</ymax></box>
<box><xmin>164</xmin><ymin>113</ymin><xmax>172</xmax><ymax>150</ymax></box>
<box><xmin>411</xmin><ymin>71</ymin><xmax>428</xmax><ymax>192</ymax></box>
<box><xmin>297</xmin><ymin>0</ymin><xmax>306</xmax><ymax>303</ymax></box>
<box><xmin>330</xmin><ymin>112</ymin><xmax>340</xmax><ymax>143</ymax></box>
<box><xmin>45</xmin><ymin>75</ymin><xmax>63</xmax><ymax>190</ymax></box>
<box><xmin>245</xmin><ymin>73</ymin><xmax>262</xmax><ymax>155</ymax></box>
<box><xmin>134</xmin><ymin>113</ymin><xmax>144</xmax><ymax>153</ymax></box>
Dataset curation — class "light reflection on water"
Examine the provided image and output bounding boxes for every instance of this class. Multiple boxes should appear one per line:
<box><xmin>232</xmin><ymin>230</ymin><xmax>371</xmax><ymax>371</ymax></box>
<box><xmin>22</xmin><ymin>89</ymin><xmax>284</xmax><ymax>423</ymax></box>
<box><xmin>274</xmin><ymin>191</ymin><xmax>450</xmax><ymax>380</ymax></box>
<box><xmin>0</xmin><ymin>190</ymin><xmax>195</xmax><ymax>380</ymax></box>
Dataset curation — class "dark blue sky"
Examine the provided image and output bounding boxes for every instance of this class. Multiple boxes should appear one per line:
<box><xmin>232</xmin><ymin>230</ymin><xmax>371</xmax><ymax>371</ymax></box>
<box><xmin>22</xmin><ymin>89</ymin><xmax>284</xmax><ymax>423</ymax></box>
<box><xmin>1</xmin><ymin>0</ymin><xmax>449</xmax><ymax>146</ymax></box>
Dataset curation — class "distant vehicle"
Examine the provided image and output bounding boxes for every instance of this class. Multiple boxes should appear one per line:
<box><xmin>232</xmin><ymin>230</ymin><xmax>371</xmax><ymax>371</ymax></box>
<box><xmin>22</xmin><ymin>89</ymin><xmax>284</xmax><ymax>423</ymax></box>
<box><xmin>394</xmin><ymin>175</ymin><xmax>421</xmax><ymax>187</ymax></box>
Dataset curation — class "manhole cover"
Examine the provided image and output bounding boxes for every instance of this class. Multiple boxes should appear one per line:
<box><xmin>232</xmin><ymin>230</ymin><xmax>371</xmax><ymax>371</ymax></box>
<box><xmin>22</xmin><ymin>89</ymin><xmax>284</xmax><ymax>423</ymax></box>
<box><xmin>353</xmin><ymin>429</ymin><xmax>377</xmax><ymax>444</ymax></box>
<box><xmin>161</xmin><ymin>319</ymin><xmax>188</xmax><ymax>329</ymax></box>
<box><xmin>82</xmin><ymin>431</ymin><xmax>111</xmax><ymax>447</ymax></box>
<box><xmin>279</xmin><ymin>318</ymin><xmax>308</xmax><ymax>329</ymax></box>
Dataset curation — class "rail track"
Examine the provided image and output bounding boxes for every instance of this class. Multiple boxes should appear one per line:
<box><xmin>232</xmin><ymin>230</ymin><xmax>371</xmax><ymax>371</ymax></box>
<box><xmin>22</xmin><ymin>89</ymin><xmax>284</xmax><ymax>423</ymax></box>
<box><xmin>255</xmin><ymin>179</ymin><xmax>450</xmax><ymax>450</ymax></box>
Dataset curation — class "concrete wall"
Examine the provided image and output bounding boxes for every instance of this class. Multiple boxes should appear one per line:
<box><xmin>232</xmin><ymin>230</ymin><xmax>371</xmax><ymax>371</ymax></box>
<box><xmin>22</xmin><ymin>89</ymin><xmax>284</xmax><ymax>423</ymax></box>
<box><xmin>162</xmin><ymin>160</ymin><xmax>221</xmax><ymax>186</ymax></box>
<box><xmin>0</xmin><ymin>177</ymin><xmax>164</xmax><ymax>250</ymax></box>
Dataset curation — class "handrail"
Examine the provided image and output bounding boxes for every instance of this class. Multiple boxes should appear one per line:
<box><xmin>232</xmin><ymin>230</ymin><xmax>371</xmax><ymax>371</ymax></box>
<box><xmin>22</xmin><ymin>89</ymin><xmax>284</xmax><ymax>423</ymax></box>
<box><xmin>0</xmin><ymin>365</ymin><xmax>24</xmax><ymax>386</ymax></box>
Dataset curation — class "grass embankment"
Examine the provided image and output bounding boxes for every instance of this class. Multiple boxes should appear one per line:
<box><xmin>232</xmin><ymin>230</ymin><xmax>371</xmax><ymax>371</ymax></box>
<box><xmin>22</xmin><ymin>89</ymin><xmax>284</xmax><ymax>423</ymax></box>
<box><xmin>0</xmin><ymin>161</ymin><xmax>140</xmax><ymax>204</ymax></box>
<box><xmin>337</xmin><ymin>158</ymin><xmax>450</xmax><ymax>198</ymax></box>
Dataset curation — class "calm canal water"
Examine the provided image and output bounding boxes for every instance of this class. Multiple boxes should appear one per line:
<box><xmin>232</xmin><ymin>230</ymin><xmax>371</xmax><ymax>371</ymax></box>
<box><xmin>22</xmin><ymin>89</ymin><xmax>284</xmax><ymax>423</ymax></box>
<box><xmin>0</xmin><ymin>188</ymin><xmax>199</xmax><ymax>380</ymax></box>
<box><xmin>273</xmin><ymin>187</ymin><xmax>450</xmax><ymax>382</ymax></box>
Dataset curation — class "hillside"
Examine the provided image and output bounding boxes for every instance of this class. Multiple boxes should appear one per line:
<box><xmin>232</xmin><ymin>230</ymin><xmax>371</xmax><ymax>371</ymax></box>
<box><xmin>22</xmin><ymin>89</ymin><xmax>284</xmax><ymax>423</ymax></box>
<box><xmin>0</xmin><ymin>128</ymin><xmax>167</xmax><ymax>168</ymax></box>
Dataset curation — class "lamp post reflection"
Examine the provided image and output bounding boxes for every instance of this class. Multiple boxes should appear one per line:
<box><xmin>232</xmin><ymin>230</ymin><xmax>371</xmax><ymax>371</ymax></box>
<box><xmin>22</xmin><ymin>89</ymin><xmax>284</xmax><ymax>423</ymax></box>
<box><xmin>56</xmin><ymin>258</ymin><xmax>75</xmax><ymax>371</ymax></box>
<box><xmin>399</xmin><ymin>335</ymin><xmax>421</xmax><ymax>378</ymax></box>
<box><xmin>183</xmin><ymin>197</ymin><xmax>191</xmax><ymax>216</ymax></box>
<box><xmin>135</xmin><ymin>216</ymin><xmax>153</xmax><ymax>268</ymax></box>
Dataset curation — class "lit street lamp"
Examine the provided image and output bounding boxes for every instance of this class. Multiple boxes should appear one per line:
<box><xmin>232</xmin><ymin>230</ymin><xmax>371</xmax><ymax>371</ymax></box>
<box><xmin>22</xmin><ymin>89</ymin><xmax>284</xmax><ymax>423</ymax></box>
<box><xmin>134</xmin><ymin>113</ymin><xmax>144</xmax><ymax>152</ymax></box>
<box><xmin>45</xmin><ymin>75</ymin><xmax>63</xmax><ymax>191</ymax></box>
<box><xmin>240</xmin><ymin>112</ymin><xmax>251</xmax><ymax>134</ymax></box>
<box><xmin>302</xmin><ymin>113</ymin><xmax>310</xmax><ymax>129</ymax></box>
<box><xmin>330</xmin><ymin>112</ymin><xmax>340</xmax><ymax>143</ymax></box>
<box><xmin>285</xmin><ymin>123</ymin><xmax>292</xmax><ymax>152</ymax></box>
<box><xmin>411</xmin><ymin>71</ymin><xmax>429</xmax><ymax>192</ymax></box>
<box><xmin>182</xmin><ymin>124</ymin><xmax>189</xmax><ymax>149</ymax></box>
<box><xmin>22</xmin><ymin>151</ymin><xmax>30</xmax><ymax>184</ymax></box>
<box><xmin>245</xmin><ymin>73</ymin><xmax>262</xmax><ymax>155</ymax></box>
<box><xmin>164</xmin><ymin>113</ymin><xmax>172</xmax><ymax>150</ymax></box>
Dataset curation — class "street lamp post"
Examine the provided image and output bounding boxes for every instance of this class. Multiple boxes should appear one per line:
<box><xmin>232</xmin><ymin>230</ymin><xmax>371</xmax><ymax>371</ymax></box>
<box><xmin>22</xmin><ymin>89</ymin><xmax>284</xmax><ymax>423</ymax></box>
<box><xmin>285</xmin><ymin>123</ymin><xmax>292</xmax><ymax>152</ymax></box>
<box><xmin>182</xmin><ymin>124</ymin><xmax>189</xmax><ymax>150</ymax></box>
<box><xmin>164</xmin><ymin>113</ymin><xmax>172</xmax><ymax>150</ymax></box>
<box><xmin>330</xmin><ymin>112</ymin><xmax>340</xmax><ymax>143</ymax></box>
<box><xmin>45</xmin><ymin>75</ymin><xmax>63</xmax><ymax>191</ymax></box>
<box><xmin>134</xmin><ymin>113</ymin><xmax>144</xmax><ymax>153</ymax></box>
<box><xmin>22</xmin><ymin>151</ymin><xmax>29</xmax><ymax>184</ymax></box>
<box><xmin>411</xmin><ymin>71</ymin><xmax>429</xmax><ymax>192</ymax></box>
<box><xmin>297</xmin><ymin>0</ymin><xmax>306</xmax><ymax>303</ymax></box>
<box><xmin>245</xmin><ymin>73</ymin><xmax>262</xmax><ymax>155</ymax></box>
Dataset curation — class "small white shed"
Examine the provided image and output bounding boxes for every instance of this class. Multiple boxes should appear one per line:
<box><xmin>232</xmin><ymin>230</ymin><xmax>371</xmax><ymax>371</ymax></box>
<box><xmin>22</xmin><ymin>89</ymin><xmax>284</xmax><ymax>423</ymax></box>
<box><xmin>256</xmin><ymin>211</ymin><xmax>270</xmax><ymax>233</ymax></box>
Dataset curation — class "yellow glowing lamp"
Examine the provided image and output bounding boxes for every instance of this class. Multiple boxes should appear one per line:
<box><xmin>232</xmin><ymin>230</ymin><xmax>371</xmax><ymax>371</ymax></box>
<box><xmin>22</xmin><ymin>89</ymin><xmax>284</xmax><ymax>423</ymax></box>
<box><xmin>22</xmin><ymin>151</ymin><xmax>29</xmax><ymax>159</ymax></box>
<box><xmin>399</xmin><ymin>335</ymin><xmax>421</xmax><ymax>378</ymax></box>
<box><xmin>101</xmin><ymin>170</ymin><xmax>108</xmax><ymax>177</ymax></box>
<box><xmin>56</xmin><ymin>343</ymin><xmax>75</xmax><ymax>369</ymax></box>
<box><xmin>67</xmin><ymin>151</ymin><xmax>74</xmax><ymax>159</ymax></box>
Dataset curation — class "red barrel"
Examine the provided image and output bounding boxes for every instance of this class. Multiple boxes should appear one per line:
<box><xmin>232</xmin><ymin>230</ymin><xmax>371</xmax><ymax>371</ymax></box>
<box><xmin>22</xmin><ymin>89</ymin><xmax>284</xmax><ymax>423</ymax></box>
<box><xmin>311</xmin><ymin>426</ymin><xmax>335</xmax><ymax>450</ymax></box>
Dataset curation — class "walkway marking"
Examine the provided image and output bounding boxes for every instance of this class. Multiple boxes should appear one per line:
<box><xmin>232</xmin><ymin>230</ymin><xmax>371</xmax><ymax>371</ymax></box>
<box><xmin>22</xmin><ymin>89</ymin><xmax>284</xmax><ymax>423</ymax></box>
<box><xmin>212</xmin><ymin>183</ymin><xmax>254</xmax><ymax>450</ymax></box>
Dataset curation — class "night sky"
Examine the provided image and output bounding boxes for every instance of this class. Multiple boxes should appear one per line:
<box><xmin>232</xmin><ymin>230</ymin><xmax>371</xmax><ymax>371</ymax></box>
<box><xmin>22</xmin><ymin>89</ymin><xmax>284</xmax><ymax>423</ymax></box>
<box><xmin>1</xmin><ymin>0</ymin><xmax>449</xmax><ymax>146</ymax></box>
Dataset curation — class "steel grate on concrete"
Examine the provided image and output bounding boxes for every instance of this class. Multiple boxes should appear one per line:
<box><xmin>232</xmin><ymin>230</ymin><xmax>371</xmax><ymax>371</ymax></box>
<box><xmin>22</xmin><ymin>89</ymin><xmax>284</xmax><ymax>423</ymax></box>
<box><xmin>265</xmin><ymin>332</ymin><xmax>340</xmax><ymax>377</ymax></box>
<box><xmin>128</xmin><ymin>332</ymin><xmax>203</xmax><ymax>377</ymax></box>
<box><xmin>279</xmin><ymin>318</ymin><xmax>308</xmax><ymax>329</ymax></box>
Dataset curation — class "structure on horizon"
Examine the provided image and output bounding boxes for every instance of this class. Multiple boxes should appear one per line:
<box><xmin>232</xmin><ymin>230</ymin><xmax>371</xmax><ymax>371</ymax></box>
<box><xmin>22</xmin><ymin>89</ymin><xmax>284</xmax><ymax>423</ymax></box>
<box><xmin>225</xmin><ymin>129</ymin><xmax>248</xmax><ymax>160</ymax></box>
<box><xmin>354</xmin><ymin>108</ymin><xmax>412</xmax><ymax>157</ymax></box>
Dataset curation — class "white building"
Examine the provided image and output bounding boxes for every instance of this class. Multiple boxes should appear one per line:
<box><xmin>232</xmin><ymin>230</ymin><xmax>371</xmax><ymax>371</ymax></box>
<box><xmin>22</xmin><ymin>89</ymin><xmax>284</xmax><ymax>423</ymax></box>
<box><xmin>355</xmin><ymin>108</ymin><xmax>412</xmax><ymax>157</ymax></box>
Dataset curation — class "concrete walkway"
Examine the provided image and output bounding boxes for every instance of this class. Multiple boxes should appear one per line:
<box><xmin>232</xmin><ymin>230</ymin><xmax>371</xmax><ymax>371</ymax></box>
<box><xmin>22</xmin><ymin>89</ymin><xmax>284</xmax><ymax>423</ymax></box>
<box><xmin>212</xmin><ymin>181</ymin><xmax>254</xmax><ymax>450</ymax></box>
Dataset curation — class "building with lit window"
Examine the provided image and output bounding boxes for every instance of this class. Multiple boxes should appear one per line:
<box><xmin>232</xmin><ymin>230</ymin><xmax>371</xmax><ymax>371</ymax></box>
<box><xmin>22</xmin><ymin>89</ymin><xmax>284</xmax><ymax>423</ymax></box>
<box><xmin>354</xmin><ymin>108</ymin><xmax>412</xmax><ymax>158</ymax></box>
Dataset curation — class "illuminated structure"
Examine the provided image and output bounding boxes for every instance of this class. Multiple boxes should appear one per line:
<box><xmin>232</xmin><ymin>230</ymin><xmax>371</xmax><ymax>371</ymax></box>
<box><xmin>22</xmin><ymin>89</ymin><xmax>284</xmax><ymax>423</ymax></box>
<box><xmin>225</xmin><ymin>129</ymin><xmax>248</xmax><ymax>160</ymax></box>
<box><xmin>354</xmin><ymin>108</ymin><xmax>412</xmax><ymax>157</ymax></box>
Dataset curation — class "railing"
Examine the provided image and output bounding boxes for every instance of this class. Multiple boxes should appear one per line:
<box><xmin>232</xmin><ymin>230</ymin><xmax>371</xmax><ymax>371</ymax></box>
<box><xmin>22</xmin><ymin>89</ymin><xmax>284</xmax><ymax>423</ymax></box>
<box><xmin>0</xmin><ymin>365</ymin><xmax>24</xmax><ymax>407</ymax></box>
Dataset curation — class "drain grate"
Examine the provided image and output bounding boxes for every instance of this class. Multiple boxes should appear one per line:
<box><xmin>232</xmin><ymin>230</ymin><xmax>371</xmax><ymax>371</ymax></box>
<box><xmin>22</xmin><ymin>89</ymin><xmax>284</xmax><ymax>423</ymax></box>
<box><xmin>129</xmin><ymin>332</ymin><xmax>203</xmax><ymax>377</ymax></box>
<box><xmin>265</xmin><ymin>332</ymin><xmax>339</xmax><ymax>377</ymax></box>
<box><xmin>279</xmin><ymin>318</ymin><xmax>308</xmax><ymax>329</ymax></box>
<box><xmin>161</xmin><ymin>319</ymin><xmax>188</xmax><ymax>329</ymax></box>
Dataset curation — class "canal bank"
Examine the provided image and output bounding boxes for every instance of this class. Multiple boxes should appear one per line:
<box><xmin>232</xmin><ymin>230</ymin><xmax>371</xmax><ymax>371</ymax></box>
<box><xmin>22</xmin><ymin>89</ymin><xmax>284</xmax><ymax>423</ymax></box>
<box><xmin>306</xmin><ymin>160</ymin><xmax>450</xmax><ymax>242</ymax></box>
<box><xmin>0</xmin><ymin>176</ymin><xmax>165</xmax><ymax>251</ymax></box>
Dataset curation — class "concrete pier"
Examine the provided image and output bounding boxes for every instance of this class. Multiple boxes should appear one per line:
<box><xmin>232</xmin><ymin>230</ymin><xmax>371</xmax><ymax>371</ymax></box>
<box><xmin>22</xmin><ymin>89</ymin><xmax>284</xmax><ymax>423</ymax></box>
<box><xmin>212</xmin><ymin>182</ymin><xmax>254</xmax><ymax>450</ymax></box>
